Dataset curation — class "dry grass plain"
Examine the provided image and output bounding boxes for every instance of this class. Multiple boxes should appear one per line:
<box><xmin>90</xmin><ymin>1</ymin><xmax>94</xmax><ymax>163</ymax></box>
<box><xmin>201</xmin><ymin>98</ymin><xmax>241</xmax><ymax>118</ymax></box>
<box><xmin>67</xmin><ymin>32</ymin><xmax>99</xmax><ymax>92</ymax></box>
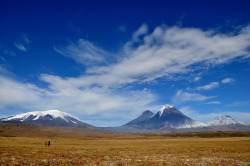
<box><xmin>1</xmin><ymin>135</ymin><xmax>250</xmax><ymax>165</ymax></box>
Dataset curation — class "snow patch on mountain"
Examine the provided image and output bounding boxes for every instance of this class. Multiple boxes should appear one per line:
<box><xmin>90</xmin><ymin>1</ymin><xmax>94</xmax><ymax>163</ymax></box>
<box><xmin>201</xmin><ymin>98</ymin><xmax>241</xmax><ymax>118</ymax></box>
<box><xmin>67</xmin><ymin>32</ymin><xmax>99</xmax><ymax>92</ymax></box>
<box><xmin>0</xmin><ymin>110</ymin><xmax>91</xmax><ymax>127</ymax></box>
<box><xmin>2</xmin><ymin>110</ymin><xmax>79</xmax><ymax>122</ymax></box>
<box><xmin>206</xmin><ymin>115</ymin><xmax>245</xmax><ymax>126</ymax></box>
<box><xmin>159</xmin><ymin>105</ymin><xmax>175</xmax><ymax>116</ymax></box>
<box><xmin>177</xmin><ymin>121</ymin><xmax>207</xmax><ymax>129</ymax></box>
<box><xmin>139</xmin><ymin>104</ymin><xmax>208</xmax><ymax>129</ymax></box>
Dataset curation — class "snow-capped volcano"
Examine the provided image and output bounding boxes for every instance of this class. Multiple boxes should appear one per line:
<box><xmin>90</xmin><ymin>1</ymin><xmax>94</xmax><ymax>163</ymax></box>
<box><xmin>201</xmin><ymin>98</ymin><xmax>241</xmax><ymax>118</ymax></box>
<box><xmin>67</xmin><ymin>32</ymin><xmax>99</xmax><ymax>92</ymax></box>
<box><xmin>207</xmin><ymin>115</ymin><xmax>245</xmax><ymax>126</ymax></box>
<box><xmin>122</xmin><ymin>105</ymin><xmax>206</xmax><ymax>130</ymax></box>
<box><xmin>159</xmin><ymin>105</ymin><xmax>177</xmax><ymax>116</ymax></box>
<box><xmin>0</xmin><ymin>110</ymin><xmax>92</xmax><ymax>127</ymax></box>
<box><xmin>148</xmin><ymin>105</ymin><xmax>206</xmax><ymax>129</ymax></box>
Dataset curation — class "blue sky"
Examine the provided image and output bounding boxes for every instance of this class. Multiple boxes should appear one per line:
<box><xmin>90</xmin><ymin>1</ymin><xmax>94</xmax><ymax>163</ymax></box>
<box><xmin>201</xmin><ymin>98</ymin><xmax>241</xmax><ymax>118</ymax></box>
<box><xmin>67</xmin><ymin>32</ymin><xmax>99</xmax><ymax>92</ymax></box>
<box><xmin>0</xmin><ymin>0</ymin><xmax>250</xmax><ymax>127</ymax></box>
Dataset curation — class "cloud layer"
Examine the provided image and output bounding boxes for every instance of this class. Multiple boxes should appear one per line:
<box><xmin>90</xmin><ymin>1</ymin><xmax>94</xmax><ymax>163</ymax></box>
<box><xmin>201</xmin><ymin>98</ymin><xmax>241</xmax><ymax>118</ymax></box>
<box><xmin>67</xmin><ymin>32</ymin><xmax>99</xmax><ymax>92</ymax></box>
<box><xmin>1</xmin><ymin>24</ymin><xmax>250</xmax><ymax>126</ymax></box>
<box><xmin>54</xmin><ymin>39</ymin><xmax>111</xmax><ymax>66</ymax></box>
<box><xmin>172</xmin><ymin>90</ymin><xmax>215</xmax><ymax>104</ymax></box>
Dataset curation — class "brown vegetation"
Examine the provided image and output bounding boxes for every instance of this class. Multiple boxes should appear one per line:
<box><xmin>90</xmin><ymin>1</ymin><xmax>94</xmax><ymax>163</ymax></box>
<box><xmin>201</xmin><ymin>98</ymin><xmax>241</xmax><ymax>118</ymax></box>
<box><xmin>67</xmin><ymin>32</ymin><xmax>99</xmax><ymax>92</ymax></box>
<box><xmin>1</xmin><ymin>136</ymin><xmax>249</xmax><ymax>165</ymax></box>
<box><xmin>1</xmin><ymin>122</ymin><xmax>250</xmax><ymax>139</ymax></box>
<box><xmin>1</xmin><ymin>122</ymin><xmax>250</xmax><ymax>165</ymax></box>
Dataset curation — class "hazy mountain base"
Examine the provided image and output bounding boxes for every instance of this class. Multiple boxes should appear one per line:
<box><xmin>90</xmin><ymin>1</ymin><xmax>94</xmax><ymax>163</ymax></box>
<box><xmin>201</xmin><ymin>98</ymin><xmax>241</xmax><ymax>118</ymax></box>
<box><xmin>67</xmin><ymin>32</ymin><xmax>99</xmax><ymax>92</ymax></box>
<box><xmin>104</xmin><ymin>124</ymin><xmax>250</xmax><ymax>133</ymax></box>
<box><xmin>0</xmin><ymin>122</ymin><xmax>117</xmax><ymax>139</ymax></box>
<box><xmin>1</xmin><ymin>122</ymin><xmax>250</xmax><ymax>139</ymax></box>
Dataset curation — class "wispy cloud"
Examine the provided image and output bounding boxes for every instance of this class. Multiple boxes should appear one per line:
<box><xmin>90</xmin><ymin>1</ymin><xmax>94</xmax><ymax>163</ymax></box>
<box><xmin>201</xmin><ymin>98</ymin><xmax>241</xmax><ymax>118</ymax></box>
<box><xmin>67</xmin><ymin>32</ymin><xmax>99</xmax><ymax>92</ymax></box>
<box><xmin>193</xmin><ymin>78</ymin><xmax>235</xmax><ymax>91</ymax></box>
<box><xmin>1</xmin><ymin>24</ymin><xmax>250</xmax><ymax>126</ymax></box>
<box><xmin>196</xmin><ymin>82</ymin><xmax>219</xmax><ymax>90</ymax></box>
<box><xmin>54</xmin><ymin>39</ymin><xmax>112</xmax><ymax>66</ymax></box>
<box><xmin>0</xmin><ymin>75</ymin><xmax>44</xmax><ymax>109</ymax></box>
<box><xmin>22</xmin><ymin>35</ymin><xmax>30</xmax><ymax>44</ymax></box>
<box><xmin>132</xmin><ymin>23</ymin><xmax>148</xmax><ymax>42</ymax></box>
<box><xmin>13</xmin><ymin>35</ymin><xmax>30</xmax><ymax>52</ymax></box>
<box><xmin>14</xmin><ymin>42</ymin><xmax>27</xmax><ymax>51</ymax></box>
<box><xmin>194</xmin><ymin>77</ymin><xmax>201</xmax><ymax>81</ymax></box>
<box><xmin>85</xmin><ymin>24</ymin><xmax>250</xmax><ymax>86</ymax></box>
<box><xmin>227</xmin><ymin>100</ymin><xmax>250</xmax><ymax>107</ymax></box>
<box><xmin>205</xmin><ymin>101</ymin><xmax>221</xmax><ymax>104</ymax></box>
<box><xmin>0</xmin><ymin>73</ymin><xmax>157</xmax><ymax>126</ymax></box>
<box><xmin>172</xmin><ymin>90</ymin><xmax>215</xmax><ymax>104</ymax></box>
<box><xmin>221</xmin><ymin>78</ymin><xmax>234</xmax><ymax>84</ymax></box>
<box><xmin>0</xmin><ymin>56</ymin><xmax>7</xmax><ymax>62</ymax></box>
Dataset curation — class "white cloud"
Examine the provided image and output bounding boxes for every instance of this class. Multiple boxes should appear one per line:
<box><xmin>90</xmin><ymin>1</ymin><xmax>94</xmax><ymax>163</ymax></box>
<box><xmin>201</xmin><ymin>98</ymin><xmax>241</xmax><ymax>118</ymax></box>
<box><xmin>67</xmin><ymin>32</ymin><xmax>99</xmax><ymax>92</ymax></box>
<box><xmin>132</xmin><ymin>23</ymin><xmax>148</xmax><ymax>42</ymax></box>
<box><xmin>54</xmin><ymin>39</ymin><xmax>111</xmax><ymax>66</ymax></box>
<box><xmin>83</xmin><ymin>24</ymin><xmax>250</xmax><ymax>87</ymax></box>
<box><xmin>193</xmin><ymin>78</ymin><xmax>234</xmax><ymax>91</ymax></box>
<box><xmin>227</xmin><ymin>100</ymin><xmax>250</xmax><ymax>107</ymax></box>
<box><xmin>196</xmin><ymin>82</ymin><xmax>219</xmax><ymax>90</ymax></box>
<box><xmin>0</xmin><ymin>56</ymin><xmax>6</xmax><ymax>62</ymax></box>
<box><xmin>13</xmin><ymin>35</ymin><xmax>30</xmax><ymax>52</ymax></box>
<box><xmin>172</xmin><ymin>90</ymin><xmax>215</xmax><ymax>104</ymax></box>
<box><xmin>221</xmin><ymin>78</ymin><xmax>234</xmax><ymax>84</ymax></box>
<box><xmin>47</xmin><ymin>86</ymin><xmax>156</xmax><ymax>117</ymax></box>
<box><xmin>205</xmin><ymin>101</ymin><xmax>221</xmax><ymax>104</ymax></box>
<box><xmin>1</xmin><ymin>24</ymin><xmax>250</xmax><ymax>126</ymax></box>
<box><xmin>194</xmin><ymin>77</ymin><xmax>201</xmax><ymax>81</ymax></box>
<box><xmin>0</xmin><ymin>76</ymin><xmax>43</xmax><ymax>109</ymax></box>
<box><xmin>14</xmin><ymin>42</ymin><xmax>27</xmax><ymax>51</ymax></box>
<box><xmin>0</xmin><ymin>73</ymin><xmax>157</xmax><ymax>127</ymax></box>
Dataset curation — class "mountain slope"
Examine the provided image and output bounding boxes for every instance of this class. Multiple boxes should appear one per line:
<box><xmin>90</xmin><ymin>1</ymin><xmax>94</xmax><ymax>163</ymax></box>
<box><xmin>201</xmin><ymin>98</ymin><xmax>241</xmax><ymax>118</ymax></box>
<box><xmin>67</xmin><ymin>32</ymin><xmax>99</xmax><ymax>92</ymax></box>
<box><xmin>145</xmin><ymin>105</ymin><xmax>206</xmax><ymax>129</ymax></box>
<box><xmin>125</xmin><ymin>110</ymin><xmax>154</xmax><ymax>125</ymax></box>
<box><xmin>0</xmin><ymin>110</ymin><xmax>92</xmax><ymax>128</ymax></box>
<box><xmin>117</xmin><ymin>105</ymin><xmax>206</xmax><ymax>132</ymax></box>
<box><xmin>207</xmin><ymin>115</ymin><xmax>245</xmax><ymax>126</ymax></box>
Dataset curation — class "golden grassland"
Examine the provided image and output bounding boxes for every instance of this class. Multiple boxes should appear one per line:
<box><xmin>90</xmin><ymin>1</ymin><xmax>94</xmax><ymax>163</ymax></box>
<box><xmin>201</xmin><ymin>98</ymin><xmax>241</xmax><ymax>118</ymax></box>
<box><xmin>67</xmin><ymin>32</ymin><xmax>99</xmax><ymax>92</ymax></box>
<box><xmin>1</xmin><ymin>135</ymin><xmax>250</xmax><ymax>165</ymax></box>
<box><xmin>0</xmin><ymin>123</ymin><xmax>250</xmax><ymax>165</ymax></box>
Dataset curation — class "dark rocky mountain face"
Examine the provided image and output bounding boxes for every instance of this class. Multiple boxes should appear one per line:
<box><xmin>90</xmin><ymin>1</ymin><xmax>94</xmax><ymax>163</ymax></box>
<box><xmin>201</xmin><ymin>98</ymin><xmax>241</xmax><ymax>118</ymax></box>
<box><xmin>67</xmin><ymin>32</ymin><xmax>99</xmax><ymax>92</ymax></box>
<box><xmin>125</xmin><ymin>110</ymin><xmax>154</xmax><ymax>125</ymax></box>
<box><xmin>123</xmin><ymin>105</ymin><xmax>205</xmax><ymax>130</ymax></box>
<box><xmin>143</xmin><ymin>110</ymin><xmax>194</xmax><ymax>129</ymax></box>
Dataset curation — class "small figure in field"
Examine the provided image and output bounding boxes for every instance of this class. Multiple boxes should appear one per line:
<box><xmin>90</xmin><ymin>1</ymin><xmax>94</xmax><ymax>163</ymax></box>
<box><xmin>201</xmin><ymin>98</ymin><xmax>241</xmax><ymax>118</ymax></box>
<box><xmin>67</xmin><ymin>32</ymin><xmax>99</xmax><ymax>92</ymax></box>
<box><xmin>48</xmin><ymin>141</ymin><xmax>50</xmax><ymax>146</ymax></box>
<box><xmin>45</xmin><ymin>141</ymin><xmax>47</xmax><ymax>146</ymax></box>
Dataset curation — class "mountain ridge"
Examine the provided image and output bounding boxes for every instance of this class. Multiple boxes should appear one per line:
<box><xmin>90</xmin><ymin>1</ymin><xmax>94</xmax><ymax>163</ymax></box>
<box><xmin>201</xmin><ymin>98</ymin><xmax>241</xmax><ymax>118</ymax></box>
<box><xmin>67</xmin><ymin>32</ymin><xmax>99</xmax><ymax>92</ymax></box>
<box><xmin>1</xmin><ymin>106</ymin><xmax>249</xmax><ymax>133</ymax></box>
<box><xmin>0</xmin><ymin>110</ymin><xmax>93</xmax><ymax>128</ymax></box>
<box><xmin>122</xmin><ymin>105</ymin><xmax>207</xmax><ymax>130</ymax></box>
<box><xmin>206</xmin><ymin>115</ymin><xmax>245</xmax><ymax>126</ymax></box>
<box><xmin>125</xmin><ymin>110</ymin><xmax>154</xmax><ymax>125</ymax></box>
<box><xmin>105</xmin><ymin>105</ymin><xmax>249</xmax><ymax>133</ymax></box>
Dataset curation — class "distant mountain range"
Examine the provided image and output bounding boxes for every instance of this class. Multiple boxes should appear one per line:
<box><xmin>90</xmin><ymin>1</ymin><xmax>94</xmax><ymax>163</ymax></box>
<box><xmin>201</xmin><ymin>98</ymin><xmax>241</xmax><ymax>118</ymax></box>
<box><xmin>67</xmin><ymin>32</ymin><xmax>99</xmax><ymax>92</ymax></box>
<box><xmin>103</xmin><ymin>105</ymin><xmax>250</xmax><ymax>133</ymax></box>
<box><xmin>1</xmin><ymin>105</ymin><xmax>249</xmax><ymax>133</ymax></box>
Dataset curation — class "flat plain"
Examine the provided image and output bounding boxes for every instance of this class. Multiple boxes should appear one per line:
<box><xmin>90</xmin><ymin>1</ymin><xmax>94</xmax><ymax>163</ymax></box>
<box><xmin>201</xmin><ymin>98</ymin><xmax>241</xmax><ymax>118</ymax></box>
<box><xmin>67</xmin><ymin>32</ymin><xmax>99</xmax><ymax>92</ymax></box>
<box><xmin>1</xmin><ymin>135</ymin><xmax>250</xmax><ymax>165</ymax></box>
